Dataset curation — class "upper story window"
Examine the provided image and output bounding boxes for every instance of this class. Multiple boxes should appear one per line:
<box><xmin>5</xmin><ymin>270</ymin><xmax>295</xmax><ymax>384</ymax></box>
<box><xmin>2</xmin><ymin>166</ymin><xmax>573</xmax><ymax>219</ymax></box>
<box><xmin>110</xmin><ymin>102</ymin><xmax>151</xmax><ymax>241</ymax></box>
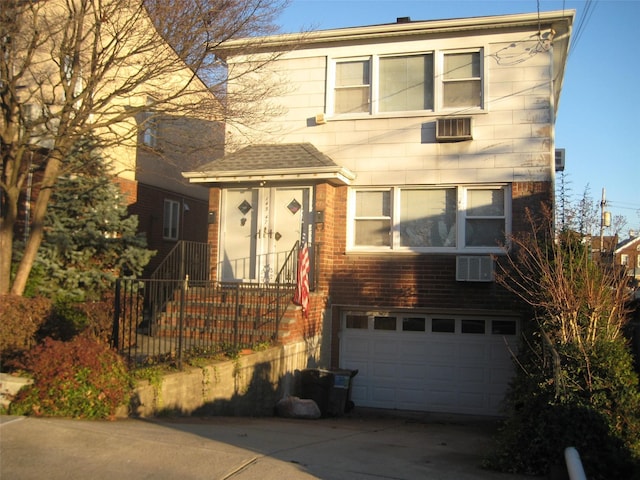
<box><xmin>348</xmin><ymin>185</ymin><xmax>509</xmax><ymax>253</ymax></box>
<box><xmin>442</xmin><ymin>51</ymin><xmax>482</xmax><ymax>109</ymax></box>
<box><xmin>334</xmin><ymin>59</ymin><xmax>371</xmax><ymax>114</ymax></box>
<box><xmin>142</xmin><ymin>96</ymin><xmax>158</xmax><ymax>148</ymax></box>
<box><xmin>379</xmin><ymin>54</ymin><xmax>434</xmax><ymax>112</ymax></box>
<box><xmin>163</xmin><ymin>199</ymin><xmax>180</xmax><ymax>240</ymax></box>
<box><xmin>330</xmin><ymin>48</ymin><xmax>483</xmax><ymax>117</ymax></box>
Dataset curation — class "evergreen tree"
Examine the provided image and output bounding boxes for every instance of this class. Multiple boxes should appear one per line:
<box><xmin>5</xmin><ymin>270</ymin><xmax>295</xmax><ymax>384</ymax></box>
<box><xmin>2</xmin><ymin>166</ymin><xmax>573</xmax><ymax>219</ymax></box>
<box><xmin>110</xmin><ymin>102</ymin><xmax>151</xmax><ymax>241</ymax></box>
<box><xmin>31</xmin><ymin>138</ymin><xmax>154</xmax><ymax>301</ymax></box>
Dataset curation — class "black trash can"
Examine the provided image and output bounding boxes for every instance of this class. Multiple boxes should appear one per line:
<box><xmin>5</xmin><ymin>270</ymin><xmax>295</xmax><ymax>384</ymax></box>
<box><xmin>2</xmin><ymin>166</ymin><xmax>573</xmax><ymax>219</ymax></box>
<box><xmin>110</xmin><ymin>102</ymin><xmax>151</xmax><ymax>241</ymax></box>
<box><xmin>300</xmin><ymin>368</ymin><xmax>358</xmax><ymax>417</ymax></box>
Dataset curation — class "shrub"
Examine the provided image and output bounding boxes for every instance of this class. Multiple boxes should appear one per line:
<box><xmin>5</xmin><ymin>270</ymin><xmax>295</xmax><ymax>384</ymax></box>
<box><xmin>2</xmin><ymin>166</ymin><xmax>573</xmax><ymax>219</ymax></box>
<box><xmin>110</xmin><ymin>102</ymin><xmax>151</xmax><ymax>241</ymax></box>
<box><xmin>486</xmin><ymin>339</ymin><xmax>640</xmax><ymax>478</ymax></box>
<box><xmin>35</xmin><ymin>296</ymin><xmax>116</xmax><ymax>344</ymax></box>
<box><xmin>9</xmin><ymin>334</ymin><xmax>133</xmax><ymax>419</ymax></box>
<box><xmin>0</xmin><ymin>295</ymin><xmax>52</xmax><ymax>365</ymax></box>
<box><xmin>487</xmin><ymin>213</ymin><xmax>640</xmax><ymax>478</ymax></box>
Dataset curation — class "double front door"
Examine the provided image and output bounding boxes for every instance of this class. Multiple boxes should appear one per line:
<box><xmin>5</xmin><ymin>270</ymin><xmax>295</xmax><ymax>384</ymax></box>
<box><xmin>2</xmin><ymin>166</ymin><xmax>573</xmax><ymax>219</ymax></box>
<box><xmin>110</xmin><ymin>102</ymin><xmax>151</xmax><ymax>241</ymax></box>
<box><xmin>219</xmin><ymin>186</ymin><xmax>312</xmax><ymax>282</ymax></box>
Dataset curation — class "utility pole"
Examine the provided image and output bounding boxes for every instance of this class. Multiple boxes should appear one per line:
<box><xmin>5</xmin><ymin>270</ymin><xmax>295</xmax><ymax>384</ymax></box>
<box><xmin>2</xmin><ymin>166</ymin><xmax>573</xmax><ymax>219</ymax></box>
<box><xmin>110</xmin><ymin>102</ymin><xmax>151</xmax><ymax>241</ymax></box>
<box><xmin>599</xmin><ymin>187</ymin><xmax>611</xmax><ymax>256</ymax></box>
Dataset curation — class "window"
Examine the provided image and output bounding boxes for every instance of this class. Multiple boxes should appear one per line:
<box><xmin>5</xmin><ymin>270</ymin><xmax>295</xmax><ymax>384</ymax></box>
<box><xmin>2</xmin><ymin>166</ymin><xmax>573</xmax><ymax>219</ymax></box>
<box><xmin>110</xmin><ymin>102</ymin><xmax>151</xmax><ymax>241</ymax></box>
<box><xmin>334</xmin><ymin>59</ymin><xmax>370</xmax><ymax>114</ymax></box>
<box><xmin>621</xmin><ymin>254</ymin><xmax>629</xmax><ymax>266</ymax></box>
<box><xmin>432</xmin><ymin>318</ymin><xmax>455</xmax><ymax>333</ymax></box>
<box><xmin>379</xmin><ymin>54</ymin><xmax>433</xmax><ymax>112</ymax></box>
<box><xmin>374</xmin><ymin>316</ymin><xmax>397</xmax><ymax>331</ymax></box>
<box><xmin>461</xmin><ymin>319</ymin><xmax>485</xmax><ymax>334</ymax></box>
<box><xmin>163</xmin><ymin>199</ymin><xmax>180</xmax><ymax>240</ymax></box>
<box><xmin>400</xmin><ymin>188</ymin><xmax>456</xmax><ymax>247</ymax></box>
<box><xmin>402</xmin><ymin>317</ymin><xmax>426</xmax><ymax>332</ymax></box>
<box><xmin>442</xmin><ymin>51</ymin><xmax>482</xmax><ymax>109</ymax></box>
<box><xmin>354</xmin><ymin>190</ymin><xmax>391</xmax><ymax>247</ymax></box>
<box><xmin>346</xmin><ymin>314</ymin><xmax>368</xmax><ymax>329</ymax></box>
<box><xmin>330</xmin><ymin>48</ymin><xmax>482</xmax><ymax>116</ymax></box>
<box><xmin>349</xmin><ymin>185</ymin><xmax>509</xmax><ymax>252</ymax></box>
<box><xmin>463</xmin><ymin>188</ymin><xmax>506</xmax><ymax>248</ymax></box>
<box><xmin>142</xmin><ymin>97</ymin><xmax>158</xmax><ymax>148</ymax></box>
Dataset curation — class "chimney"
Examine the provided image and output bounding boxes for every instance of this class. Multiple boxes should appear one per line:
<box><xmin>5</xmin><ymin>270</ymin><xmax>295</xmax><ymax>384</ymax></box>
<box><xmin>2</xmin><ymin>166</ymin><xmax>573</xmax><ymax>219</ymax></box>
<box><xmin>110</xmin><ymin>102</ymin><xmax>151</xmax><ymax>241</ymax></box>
<box><xmin>396</xmin><ymin>17</ymin><xmax>411</xmax><ymax>23</ymax></box>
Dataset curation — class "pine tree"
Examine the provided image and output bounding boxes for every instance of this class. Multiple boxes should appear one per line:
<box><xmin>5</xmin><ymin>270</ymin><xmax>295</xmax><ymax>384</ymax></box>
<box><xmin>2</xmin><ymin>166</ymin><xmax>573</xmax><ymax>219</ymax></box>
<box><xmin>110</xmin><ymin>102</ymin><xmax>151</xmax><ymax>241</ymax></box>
<box><xmin>31</xmin><ymin>138</ymin><xmax>154</xmax><ymax>301</ymax></box>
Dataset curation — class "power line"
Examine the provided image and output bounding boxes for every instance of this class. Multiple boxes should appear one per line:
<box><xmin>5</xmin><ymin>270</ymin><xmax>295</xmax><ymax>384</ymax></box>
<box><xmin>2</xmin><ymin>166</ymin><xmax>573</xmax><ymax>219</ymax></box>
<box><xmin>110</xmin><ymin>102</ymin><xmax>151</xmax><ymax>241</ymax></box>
<box><xmin>570</xmin><ymin>0</ymin><xmax>598</xmax><ymax>57</ymax></box>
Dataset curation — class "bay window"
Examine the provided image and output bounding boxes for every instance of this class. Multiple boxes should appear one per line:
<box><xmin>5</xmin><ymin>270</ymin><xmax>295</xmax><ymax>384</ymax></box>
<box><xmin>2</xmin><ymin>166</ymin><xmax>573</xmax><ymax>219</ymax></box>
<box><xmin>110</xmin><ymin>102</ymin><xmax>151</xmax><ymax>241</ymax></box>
<box><xmin>349</xmin><ymin>185</ymin><xmax>509</xmax><ymax>252</ymax></box>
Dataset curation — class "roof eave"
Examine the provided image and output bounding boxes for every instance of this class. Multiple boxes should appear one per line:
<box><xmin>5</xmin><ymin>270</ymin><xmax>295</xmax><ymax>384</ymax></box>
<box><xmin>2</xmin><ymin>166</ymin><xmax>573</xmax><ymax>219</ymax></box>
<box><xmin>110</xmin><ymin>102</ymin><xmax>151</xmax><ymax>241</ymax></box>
<box><xmin>182</xmin><ymin>166</ymin><xmax>356</xmax><ymax>186</ymax></box>
<box><xmin>218</xmin><ymin>10</ymin><xmax>575</xmax><ymax>52</ymax></box>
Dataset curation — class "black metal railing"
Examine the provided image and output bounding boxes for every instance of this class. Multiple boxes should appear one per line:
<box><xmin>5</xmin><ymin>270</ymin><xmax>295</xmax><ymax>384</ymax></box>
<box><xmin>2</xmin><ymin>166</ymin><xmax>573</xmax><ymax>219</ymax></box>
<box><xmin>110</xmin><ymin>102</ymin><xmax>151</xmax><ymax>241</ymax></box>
<box><xmin>112</xmin><ymin>243</ymin><xmax>311</xmax><ymax>369</ymax></box>
<box><xmin>217</xmin><ymin>242</ymin><xmax>320</xmax><ymax>290</ymax></box>
<box><xmin>150</xmin><ymin>241</ymin><xmax>210</xmax><ymax>282</ymax></box>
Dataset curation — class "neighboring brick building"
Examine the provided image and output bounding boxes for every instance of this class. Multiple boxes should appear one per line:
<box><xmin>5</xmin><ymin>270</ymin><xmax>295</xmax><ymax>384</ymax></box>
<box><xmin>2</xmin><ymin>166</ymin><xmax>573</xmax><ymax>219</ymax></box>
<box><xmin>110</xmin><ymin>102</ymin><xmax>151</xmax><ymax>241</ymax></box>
<box><xmin>615</xmin><ymin>233</ymin><xmax>640</xmax><ymax>282</ymax></box>
<box><xmin>184</xmin><ymin>10</ymin><xmax>574</xmax><ymax>415</ymax></box>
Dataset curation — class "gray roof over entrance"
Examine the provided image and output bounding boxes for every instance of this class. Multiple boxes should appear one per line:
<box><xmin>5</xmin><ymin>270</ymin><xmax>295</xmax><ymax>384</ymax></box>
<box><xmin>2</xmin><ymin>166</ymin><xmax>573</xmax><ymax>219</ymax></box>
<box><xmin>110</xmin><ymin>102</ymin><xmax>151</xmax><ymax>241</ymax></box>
<box><xmin>183</xmin><ymin>143</ymin><xmax>355</xmax><ymax>186</ymax></box>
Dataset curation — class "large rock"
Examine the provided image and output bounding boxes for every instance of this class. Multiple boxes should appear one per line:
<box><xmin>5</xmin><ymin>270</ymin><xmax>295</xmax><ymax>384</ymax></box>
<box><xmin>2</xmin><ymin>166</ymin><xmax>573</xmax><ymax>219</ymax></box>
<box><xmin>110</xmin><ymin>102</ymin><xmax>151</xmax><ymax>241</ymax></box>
<box><xmin>275</xmin><ymin>395</ymin><xmax>321</xmax><ymax>419</ymax></box>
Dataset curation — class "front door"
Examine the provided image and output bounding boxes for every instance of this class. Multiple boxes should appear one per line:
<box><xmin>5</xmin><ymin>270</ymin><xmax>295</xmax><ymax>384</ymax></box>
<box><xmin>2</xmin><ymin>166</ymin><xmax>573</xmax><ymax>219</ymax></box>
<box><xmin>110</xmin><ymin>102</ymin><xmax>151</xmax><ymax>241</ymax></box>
<box><xmin>219</xmin><ymin>186</ymin><xmax>312</xmax><ymax>282</ymax></box>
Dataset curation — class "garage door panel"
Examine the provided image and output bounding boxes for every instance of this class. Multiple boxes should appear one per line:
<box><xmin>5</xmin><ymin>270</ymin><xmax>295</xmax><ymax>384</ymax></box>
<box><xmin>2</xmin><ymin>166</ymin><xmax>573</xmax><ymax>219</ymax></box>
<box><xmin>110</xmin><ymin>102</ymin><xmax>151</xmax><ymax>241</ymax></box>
<box><xmin>459</xmin><ymin>343</ymin><xmax>489</xmax><ymax>363</ymax></box>
<box><xmin>345</xmin><ymin>336</ymin><xmax>371</xmax><ymax>357</ymax></box>
<box><xmin>429</xmin><ymin>341</ymin><xmax>459</xmax><ymax>358</ymax></box>
<box><xmin>458</xmin><ymin>365</ymin><xmax>486</xmax><ymax>383</ymax></box>
<box><xmin>372</xmin><ymin>361</ymin><xmax>398</xmax><ymax>378</ymax></box>
<box><xmin>400</xmin><ymin>363</ymin><xmax>427</xmax><ymax>381</ymax></box>
<box><xmin>425</xmin><ymin>364</ymin><xmax>457</xmax><ymax>382</ymax></box>
<box><xmin>372</xmin><ymin>339</ymin><xmax>400</xmax><ymax>359</ymax></box>
<box><xmin>400</xmin><ymin>341</ymin><xmax>429</xmax><ymax>362</ymax></box>
<box><xmin>372</xmin><ymin>385</ymin><xmax>396</xmax><ymax>403</ymax></box>
<box><xmin>340</xmin><ymin>314</ymin><xmax>517</xmax><ymax>415</ymax></box>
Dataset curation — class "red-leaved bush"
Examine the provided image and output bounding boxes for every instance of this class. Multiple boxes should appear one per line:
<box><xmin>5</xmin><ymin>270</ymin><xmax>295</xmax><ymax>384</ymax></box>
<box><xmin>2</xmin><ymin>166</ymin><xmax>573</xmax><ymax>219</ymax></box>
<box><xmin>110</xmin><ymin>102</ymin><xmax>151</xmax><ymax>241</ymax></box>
<box><xmin>10</xmin><ymin>334</ymin><xmax>133</xmax><ymax>419</ymax></box>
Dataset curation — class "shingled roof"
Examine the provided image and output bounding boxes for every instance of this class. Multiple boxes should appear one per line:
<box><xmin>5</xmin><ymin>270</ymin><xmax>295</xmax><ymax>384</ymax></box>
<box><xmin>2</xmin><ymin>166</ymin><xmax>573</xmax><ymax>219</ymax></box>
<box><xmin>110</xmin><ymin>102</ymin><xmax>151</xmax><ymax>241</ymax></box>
<box><xmin>183</xmin><ymin>143</ymin><xmax>355</xmax><ymax>186</ymax></box>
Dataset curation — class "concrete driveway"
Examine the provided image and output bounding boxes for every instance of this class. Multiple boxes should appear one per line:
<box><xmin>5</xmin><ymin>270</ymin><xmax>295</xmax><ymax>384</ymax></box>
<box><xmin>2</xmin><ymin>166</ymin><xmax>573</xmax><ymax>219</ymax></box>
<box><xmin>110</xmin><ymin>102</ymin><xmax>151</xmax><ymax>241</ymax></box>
<box><xmin>1</xmin><ymin>409</ymin><xmax>530</xmax><ymax>479</ymax></box>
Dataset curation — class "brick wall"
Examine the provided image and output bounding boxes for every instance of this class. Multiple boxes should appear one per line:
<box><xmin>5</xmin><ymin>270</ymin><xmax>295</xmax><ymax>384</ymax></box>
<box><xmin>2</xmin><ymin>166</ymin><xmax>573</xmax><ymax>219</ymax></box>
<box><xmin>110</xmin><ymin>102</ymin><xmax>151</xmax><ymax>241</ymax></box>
<box><xmin>118</xmin><ymin>179</ymin><xmax>209</xmax><ymax>275</ymax></box>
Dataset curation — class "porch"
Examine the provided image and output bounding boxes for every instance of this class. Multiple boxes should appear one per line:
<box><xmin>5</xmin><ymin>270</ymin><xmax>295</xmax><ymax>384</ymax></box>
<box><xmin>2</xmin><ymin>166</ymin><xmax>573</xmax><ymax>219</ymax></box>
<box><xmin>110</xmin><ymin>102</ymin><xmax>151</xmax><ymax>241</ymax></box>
<box><xmin>111</xmin><ymin>241</ymin><xmax>319</xmax><ymax>368</ymax></box>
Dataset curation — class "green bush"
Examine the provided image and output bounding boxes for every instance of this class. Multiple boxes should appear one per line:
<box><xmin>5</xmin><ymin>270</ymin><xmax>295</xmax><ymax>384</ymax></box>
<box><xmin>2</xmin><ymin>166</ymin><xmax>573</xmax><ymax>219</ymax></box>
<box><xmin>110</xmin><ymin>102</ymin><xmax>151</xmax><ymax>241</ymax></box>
<box><xmin>486</xmin><ymin>338</ymin><xmax>640</xmax><ymax>478</ymax></box>
<box><xmin>10</xmin><ymin>334</ymin><xmax>133</xmax><ymax>419</ymax></box>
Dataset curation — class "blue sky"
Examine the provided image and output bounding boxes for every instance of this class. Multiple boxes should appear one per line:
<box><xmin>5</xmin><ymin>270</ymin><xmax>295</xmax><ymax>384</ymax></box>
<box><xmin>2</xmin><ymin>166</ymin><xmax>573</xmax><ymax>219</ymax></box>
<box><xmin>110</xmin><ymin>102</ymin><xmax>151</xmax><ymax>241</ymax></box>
<box><xmin>276</xmin><ymin>0</ymin><xmax>640</xmax><ymax>234</ymax></box>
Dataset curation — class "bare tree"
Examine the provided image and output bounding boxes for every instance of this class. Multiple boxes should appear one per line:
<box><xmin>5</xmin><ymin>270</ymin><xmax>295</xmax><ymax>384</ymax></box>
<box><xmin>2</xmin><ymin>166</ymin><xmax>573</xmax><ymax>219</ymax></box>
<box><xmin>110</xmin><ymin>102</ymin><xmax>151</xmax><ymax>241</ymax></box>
<box><xmin>1</xmin><ymin>0</ymin><xmax>290</xmax><ymax>295</ymax></box>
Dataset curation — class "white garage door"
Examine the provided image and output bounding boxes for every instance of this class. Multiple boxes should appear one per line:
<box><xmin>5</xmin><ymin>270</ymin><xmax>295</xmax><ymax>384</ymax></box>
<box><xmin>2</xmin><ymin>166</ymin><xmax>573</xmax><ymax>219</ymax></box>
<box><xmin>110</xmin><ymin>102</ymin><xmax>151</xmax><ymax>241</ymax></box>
<box><xmin>339</xmin><ymin>312</ymin><xmax>519</xmax><ymax>416</ymax></box>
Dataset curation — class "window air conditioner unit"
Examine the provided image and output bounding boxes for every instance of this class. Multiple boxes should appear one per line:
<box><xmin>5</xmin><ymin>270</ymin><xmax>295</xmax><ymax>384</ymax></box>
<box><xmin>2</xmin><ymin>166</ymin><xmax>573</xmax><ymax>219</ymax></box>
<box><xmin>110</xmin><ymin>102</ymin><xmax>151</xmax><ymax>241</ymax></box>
<box><xmin>555</xmin><ymin>148</ymin><xmax>565</xmax><ymax>172</ymax></box>
<box><xmin>436</xmin><ymin>117</ymin><xmax>472</xmax><ymax>142</ymax></box>
<box><xmin>456</xmin><ymin>256</ymin><xmax>494</xmax><ymax>282</ymax></box>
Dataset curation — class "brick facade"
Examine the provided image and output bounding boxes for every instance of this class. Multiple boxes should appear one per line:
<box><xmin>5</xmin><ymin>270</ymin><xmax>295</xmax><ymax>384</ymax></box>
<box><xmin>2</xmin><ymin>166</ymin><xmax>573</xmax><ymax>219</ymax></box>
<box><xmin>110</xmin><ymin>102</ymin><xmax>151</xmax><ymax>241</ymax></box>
<box><xmin>117</xmin><ymin>177</ymin><xmax>209</xmax><ymax>275</ymax></box>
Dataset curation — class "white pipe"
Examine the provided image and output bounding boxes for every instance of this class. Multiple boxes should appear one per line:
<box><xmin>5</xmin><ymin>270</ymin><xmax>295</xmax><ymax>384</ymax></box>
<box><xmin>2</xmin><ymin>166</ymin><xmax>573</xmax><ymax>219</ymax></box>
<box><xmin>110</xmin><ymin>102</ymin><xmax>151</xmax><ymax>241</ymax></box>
<box><xmin>564</xmin><ymin>447</ymin><xmax>587</xmax><ymax>480</ymax></box>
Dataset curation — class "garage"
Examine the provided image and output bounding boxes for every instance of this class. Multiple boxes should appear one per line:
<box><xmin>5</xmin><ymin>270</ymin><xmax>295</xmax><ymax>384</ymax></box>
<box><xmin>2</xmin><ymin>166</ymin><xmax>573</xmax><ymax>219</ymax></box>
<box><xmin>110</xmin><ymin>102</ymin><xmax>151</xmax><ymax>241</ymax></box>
<box><xmin>339</xmin><ymin>311</ymin><xmax>519</xmax><ymax>416</ymax></box>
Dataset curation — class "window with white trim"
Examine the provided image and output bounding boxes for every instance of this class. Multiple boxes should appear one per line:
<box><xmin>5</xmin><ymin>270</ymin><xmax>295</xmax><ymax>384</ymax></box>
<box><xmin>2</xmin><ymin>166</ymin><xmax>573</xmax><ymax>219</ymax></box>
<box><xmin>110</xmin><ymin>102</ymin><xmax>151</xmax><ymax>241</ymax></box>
<box><xmin>163</xmin><ymin>199</ymin><xmax>180</xmax><ymax>240</ymax></box>
<box><xmin>142</xmin><ymin>97</ymin><xmax>158</xmax><ymax>148</ymax></box>
<box><xmin>330</xmin><ymin>48</ymin><xmax>482</xmax><ymax>116</ymax></box>
<box><xmin>442</xmin><ymin>51</ymin><xmax>482</xmax><ymax>109</ymax></box>
<box><xmin>334</xmin><ymin>59</ymin><xmax>371</xmax><ymax>114</ymax></box>
<box><xmin>348</xmin><ymin>185</ymin><xmax>509</xmax><ymax>253</ymax></box>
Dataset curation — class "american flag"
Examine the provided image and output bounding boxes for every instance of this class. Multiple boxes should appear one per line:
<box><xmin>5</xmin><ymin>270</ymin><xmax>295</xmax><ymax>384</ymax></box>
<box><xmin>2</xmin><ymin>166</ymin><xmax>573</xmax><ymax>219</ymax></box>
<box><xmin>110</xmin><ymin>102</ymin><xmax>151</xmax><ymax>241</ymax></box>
<box><xmin>293</xmin><ymin>240</ymin><xmax>310</xmax><ymax>318</ymax></box>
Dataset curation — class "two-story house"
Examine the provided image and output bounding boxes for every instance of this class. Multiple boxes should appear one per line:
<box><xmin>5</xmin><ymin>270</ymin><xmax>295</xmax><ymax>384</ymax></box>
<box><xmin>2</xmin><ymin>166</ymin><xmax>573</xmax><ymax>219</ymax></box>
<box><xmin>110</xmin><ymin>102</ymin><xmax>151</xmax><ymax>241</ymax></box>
<box><xmin>184</xmin><ymin>10</ymin><xmax>574</xmax><ymax>415</ymax></box>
